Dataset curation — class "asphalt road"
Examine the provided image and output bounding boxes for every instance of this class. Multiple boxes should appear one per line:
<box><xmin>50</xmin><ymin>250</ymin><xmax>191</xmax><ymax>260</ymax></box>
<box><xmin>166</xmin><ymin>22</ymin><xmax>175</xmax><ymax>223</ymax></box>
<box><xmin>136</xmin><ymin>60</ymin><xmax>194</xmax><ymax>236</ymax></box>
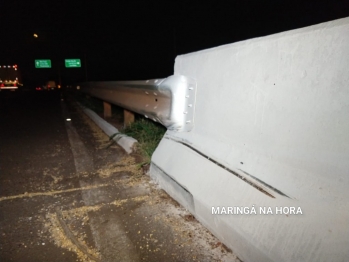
<box><xmin>0</xmin><ymin>89</ymin><xmax>240</xmax><ymax>262</ymax></box>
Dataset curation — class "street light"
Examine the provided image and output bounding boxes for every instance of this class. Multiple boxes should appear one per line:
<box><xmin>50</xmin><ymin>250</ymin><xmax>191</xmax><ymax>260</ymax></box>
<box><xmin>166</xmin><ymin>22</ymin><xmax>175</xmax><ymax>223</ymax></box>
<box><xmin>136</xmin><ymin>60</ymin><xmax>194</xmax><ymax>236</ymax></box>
<box><xmin>33</xmin><ymin>33</ymin><xmax>38</xmax><ymax>38</ymax></box>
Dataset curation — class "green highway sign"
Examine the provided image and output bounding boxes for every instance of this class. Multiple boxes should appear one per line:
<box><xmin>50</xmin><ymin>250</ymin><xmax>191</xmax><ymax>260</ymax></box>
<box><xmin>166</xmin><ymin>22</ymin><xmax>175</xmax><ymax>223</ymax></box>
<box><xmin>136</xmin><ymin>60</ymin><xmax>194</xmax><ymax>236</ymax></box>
<box><xmin>35</xmin><ymin>59</ymin><xmax>51</xmax><ymax>68</ymax></box>
<box><xmin>65</xmin><ymin>59</ymin><xmax>81</xmax><ymax>68</ymax></box>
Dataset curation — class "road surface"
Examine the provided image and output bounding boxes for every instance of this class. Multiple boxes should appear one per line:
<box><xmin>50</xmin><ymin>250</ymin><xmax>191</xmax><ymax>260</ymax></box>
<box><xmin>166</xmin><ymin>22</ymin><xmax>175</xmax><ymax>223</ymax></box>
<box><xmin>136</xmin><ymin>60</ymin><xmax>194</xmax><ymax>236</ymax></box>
<box><xmin>0</xmin><ymin>90</ymin><xmax>240</xmax><ymax>262</ymax></box>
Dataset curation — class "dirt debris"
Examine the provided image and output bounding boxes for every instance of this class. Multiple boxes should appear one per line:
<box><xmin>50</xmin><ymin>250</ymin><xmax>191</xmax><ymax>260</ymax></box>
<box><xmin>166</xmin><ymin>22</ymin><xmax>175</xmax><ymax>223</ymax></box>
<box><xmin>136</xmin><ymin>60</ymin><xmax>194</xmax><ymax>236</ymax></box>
<box><xmin>0</xmin><ymin>184</ymin><xmax>109</xmax><ymax>202</ymax></box>
<box><xmin>79</xmin><ymin>109</ymin><xmax>111</xmax><ymax>150</ymax></box>
<box><xmin>97</xmin><ymin>156</ymin><xmax>142</xmax><ymax>179</ymax></box>
<box><xmin>44</xmin><ymin>212</ymin><xmax>100</xmax><ymax>262</ymax></box>
<box><xmin>35</xmin><ymin>97</ymin><xmax>241</xmax><ymax>261</ymax></box>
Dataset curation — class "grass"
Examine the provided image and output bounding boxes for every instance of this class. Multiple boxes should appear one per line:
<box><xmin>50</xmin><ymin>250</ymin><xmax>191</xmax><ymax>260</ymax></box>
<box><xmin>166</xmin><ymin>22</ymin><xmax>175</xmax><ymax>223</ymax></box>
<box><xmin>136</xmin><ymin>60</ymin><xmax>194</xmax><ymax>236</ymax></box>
<box><xmin>69</xmin><ymin>90</ymin><xmax>167</xmax><ymax>162</ymax></box>
<box><xmin>123</xmin><ymin>117</ymin><xmax>167</xmax><ymax>162</ymax></box>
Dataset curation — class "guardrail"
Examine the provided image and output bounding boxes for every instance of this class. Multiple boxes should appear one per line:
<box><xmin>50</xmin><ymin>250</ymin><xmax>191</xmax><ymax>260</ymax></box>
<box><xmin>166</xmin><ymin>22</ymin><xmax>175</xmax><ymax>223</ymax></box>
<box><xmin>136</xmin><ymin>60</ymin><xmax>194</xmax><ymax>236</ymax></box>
<box><xmin>80</xmin><ymin>75</ymin><xmax>197</xmax><ymax>132</ymax></box>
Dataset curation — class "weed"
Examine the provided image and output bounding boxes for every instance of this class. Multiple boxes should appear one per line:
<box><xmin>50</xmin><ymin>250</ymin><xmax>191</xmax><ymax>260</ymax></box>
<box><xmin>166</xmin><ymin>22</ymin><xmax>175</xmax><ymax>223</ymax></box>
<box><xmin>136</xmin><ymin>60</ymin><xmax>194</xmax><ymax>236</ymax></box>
<box><xmin>123</xmin><ymin>117</ymin><xmax>166</xmax><ymax>162</ymax></box>
<box><xmin>70</xmin><ymin>90</ymin><xmax>166</xmax><ymax>162</ymax></box>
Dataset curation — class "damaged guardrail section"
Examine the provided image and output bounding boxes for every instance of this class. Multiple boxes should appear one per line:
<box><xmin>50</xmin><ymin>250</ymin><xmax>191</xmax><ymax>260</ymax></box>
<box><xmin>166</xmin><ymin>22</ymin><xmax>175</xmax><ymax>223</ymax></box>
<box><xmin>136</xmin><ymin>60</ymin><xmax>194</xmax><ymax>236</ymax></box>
<box><xmin>80</xmin><ymin>75</ymin><xmax>197</xmax><ymax>132</ymax></box>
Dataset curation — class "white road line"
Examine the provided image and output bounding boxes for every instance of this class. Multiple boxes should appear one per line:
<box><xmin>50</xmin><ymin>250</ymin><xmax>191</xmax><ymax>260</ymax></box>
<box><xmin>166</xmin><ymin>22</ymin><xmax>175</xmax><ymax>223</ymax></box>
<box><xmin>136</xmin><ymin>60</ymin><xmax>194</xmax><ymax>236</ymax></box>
<box><xmin>62</xmin><ymin>101</ymin><xmax>140</xmax><ymax>261</ymax></box>
<box><xmin>61</xmin><ymin>102</ymin><xmax>94</xmax><ymax>173</ymax></box>
<box><xmin>81</xmin><ymin>180</ymin><xmax>140</xmax><ymax>261</ymax></box>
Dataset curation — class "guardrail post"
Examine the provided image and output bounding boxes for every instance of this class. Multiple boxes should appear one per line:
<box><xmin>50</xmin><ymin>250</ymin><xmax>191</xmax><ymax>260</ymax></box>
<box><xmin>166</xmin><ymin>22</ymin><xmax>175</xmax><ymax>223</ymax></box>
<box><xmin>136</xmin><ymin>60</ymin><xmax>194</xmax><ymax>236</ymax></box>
<box><xmin>124</xmin><ymin>109</ymin><xmax>134</xmax><ymax>126</ymax></box>
<box><xmin>103</xmin><ymin>101</ymin><xmax>112</xmax><ymax>118</ymax></box>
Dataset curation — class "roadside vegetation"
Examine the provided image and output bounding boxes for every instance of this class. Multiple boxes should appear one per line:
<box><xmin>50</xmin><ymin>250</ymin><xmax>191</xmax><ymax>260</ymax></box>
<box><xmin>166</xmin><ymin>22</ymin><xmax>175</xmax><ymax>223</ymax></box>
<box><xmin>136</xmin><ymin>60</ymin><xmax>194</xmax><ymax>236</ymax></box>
<box><xmin>123</xmin><ymin>117</ymin><xmax>166</xmax><ymax>163</ymax></box>
<box><xmin>70</xmin><ymin>91</ymin><xmax>166</xmax><ymax>163</ymax></box>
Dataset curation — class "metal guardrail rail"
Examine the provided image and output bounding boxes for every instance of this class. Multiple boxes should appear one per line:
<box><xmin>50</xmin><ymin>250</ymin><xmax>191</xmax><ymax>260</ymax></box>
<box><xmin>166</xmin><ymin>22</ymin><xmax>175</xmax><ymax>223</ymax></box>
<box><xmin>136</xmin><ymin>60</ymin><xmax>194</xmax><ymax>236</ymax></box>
<box><xmin>80</xmin><ymin>75</ymin><xmax>197</xmax><ymax>132</ymax></box>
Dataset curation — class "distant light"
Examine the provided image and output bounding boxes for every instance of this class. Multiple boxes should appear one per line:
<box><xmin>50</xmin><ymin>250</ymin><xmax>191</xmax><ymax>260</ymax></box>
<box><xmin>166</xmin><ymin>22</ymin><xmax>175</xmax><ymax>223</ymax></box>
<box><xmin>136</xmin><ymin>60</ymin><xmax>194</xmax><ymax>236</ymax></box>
<box><xmin>66</xmin><ymin>118</ymin><xmax>71</xmax><ymax>121</ymax></box>
<box><xmin>33</xmin><ymin>33</ymin><xmax>38</xmax><ymax>38</ymax></box>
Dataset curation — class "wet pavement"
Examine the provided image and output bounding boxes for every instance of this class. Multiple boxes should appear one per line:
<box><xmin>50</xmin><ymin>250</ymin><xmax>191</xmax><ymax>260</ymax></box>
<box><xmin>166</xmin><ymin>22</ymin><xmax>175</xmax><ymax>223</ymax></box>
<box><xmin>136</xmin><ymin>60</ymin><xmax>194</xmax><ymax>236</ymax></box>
<box><xmin>0</xmin><ymin>90</ymin><xmax>240</xmax><ymax>262</ymax></box>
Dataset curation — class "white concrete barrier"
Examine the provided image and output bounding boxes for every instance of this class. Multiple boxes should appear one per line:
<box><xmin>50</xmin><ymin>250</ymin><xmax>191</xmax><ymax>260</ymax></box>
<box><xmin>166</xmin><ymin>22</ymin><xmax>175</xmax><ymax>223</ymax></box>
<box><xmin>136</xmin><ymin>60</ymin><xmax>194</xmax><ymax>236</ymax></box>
<box><xmin>150</xmin><ymin>17</ymin><xmax>349</xmax><ymax>262</ymax></box>
<box><xmin>78</xmin><ymin>104</ymin><xmax>137</xmax><ymax>154</ymax></box>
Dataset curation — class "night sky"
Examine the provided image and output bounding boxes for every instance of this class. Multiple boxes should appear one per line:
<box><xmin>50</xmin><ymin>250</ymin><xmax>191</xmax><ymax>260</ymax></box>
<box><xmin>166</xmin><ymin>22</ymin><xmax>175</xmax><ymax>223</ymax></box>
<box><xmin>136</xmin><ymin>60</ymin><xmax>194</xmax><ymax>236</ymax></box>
<box><xmin>1</xmin><ymin>0</ymin><xmax>349</xmax><ymax>86</ymax></box>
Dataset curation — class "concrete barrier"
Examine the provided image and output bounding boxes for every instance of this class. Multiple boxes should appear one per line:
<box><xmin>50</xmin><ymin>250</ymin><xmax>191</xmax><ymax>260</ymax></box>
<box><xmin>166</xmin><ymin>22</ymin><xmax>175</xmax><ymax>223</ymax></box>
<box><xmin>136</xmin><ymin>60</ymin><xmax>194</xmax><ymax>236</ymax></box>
<box><xmin>78</xmin><ymin>104</ymin><xmax>137</xmax><ymax>154</ymax></box>
<box><xmin>150</xmin><ymin>17</ymin><xmax>349</xmax><ymax>262</ymax></box>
